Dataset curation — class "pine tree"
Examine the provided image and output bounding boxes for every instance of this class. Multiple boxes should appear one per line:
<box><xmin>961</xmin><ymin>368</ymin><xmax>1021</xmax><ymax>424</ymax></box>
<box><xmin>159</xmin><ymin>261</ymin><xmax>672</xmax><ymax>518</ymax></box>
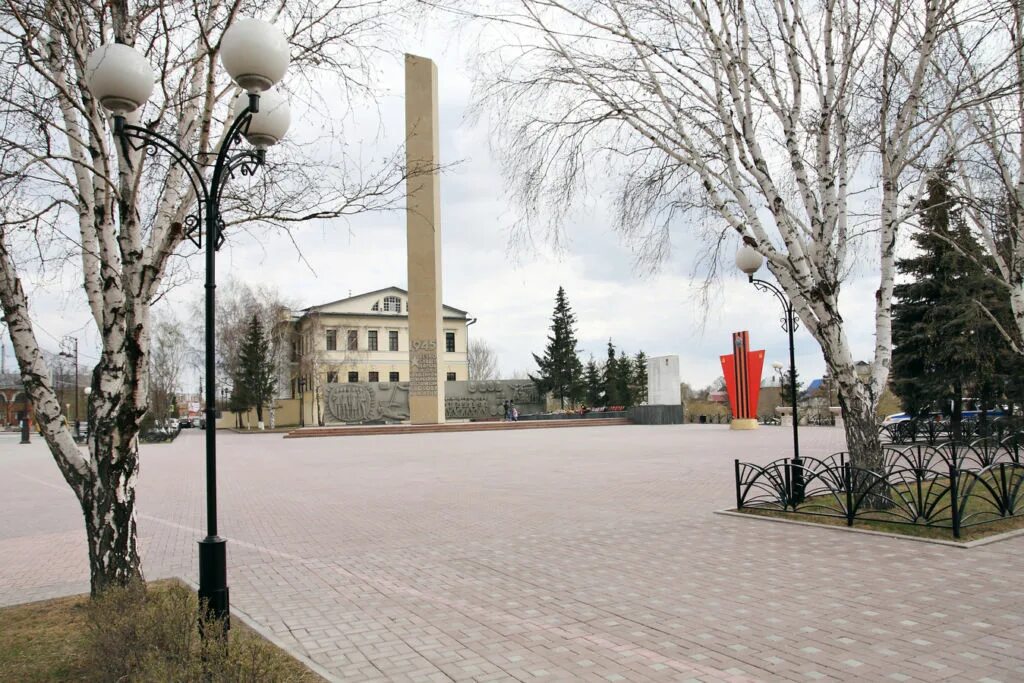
<box><xmin>633</xmin><ymin>351</ymin><xmax>648</xmax><ymax>404</ymax></box>
<box><xmin>530</xmin><ymin>287</ymin><xmax>585</xmax><ymax>407</ymax></box>
<box><xmin>891</xmin><ymin>170</ymin><xmax>1016</xmax><ymax>429</ymax></box>
<box><xmin>237</xmin><ymin>314</ymin><xmax>277</xmax><ymax>424</ymax></box>
<box><xmin>583</xmin><ymin>357</ymin><xmax>602</xmax><ymax>406</ymax></box>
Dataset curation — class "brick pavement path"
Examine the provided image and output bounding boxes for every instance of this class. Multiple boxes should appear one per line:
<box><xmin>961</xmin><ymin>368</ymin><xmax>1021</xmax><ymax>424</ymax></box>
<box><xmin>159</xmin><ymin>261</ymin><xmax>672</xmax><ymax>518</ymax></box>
<box><xmin>1</xmin><ymin>425</ymin><xmax>1022</xmax><ymax>682</ymax></box>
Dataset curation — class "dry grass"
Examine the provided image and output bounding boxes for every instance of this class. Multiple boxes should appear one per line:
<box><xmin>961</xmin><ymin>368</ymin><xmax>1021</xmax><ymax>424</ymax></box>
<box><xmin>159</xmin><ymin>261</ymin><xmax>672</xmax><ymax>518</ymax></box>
<box><xmin>0</xmin><ymin>579</ymin><xmax>322</xmax><ymax>682</ymax></box>
<box><xmin>0</xmin><ymin>592</ymin><xmax>89</xmax><ymax>682</ymax></box>
<box><xmin>736</xmin><ymin>505</ymin><xmax>1024</xmax><ymax>542</ymax></box>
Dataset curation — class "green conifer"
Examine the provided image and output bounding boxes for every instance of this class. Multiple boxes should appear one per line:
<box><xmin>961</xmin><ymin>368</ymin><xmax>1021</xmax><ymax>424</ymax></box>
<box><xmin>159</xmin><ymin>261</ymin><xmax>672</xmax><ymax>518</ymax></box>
<box><xmin>237</xmin><ymin>314</ymin><xmax>277</xmax><ymax>424</ymax></box>
<box><xmin>530</xmin><ymin>287</ymin><xmax>585</xmax><ymax>407</ymax></box>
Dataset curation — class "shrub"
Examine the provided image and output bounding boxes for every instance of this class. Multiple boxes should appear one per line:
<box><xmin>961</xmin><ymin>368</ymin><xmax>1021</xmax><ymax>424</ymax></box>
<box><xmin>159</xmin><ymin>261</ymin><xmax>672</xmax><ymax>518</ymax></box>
<box><xmin>84</xmin><ymin>581</ymin><xmax>313</xmax><ymax>682</ymax></box>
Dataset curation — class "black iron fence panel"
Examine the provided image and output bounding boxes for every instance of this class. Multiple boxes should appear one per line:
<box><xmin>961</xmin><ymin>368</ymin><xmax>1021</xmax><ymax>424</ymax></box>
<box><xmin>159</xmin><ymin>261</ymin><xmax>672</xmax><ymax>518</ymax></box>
<box><xmin>958</xmin><ymin>464</ymin><xmax>1024</xmax><ymax>526</ymax></box>
<box><xmin>881</xmin><ymin>418</ymin><xmax>1024</xmax><ymax>445</ymax></box>
<box><xmin>1000</xmin><ymin>433</ymin><xmax>1024</xmax><ymax>463</ymax></box>
<box><xmin>735</xmin><ymin>442</ymin><xmax>1024</xmax><ymax>539</ymax></box>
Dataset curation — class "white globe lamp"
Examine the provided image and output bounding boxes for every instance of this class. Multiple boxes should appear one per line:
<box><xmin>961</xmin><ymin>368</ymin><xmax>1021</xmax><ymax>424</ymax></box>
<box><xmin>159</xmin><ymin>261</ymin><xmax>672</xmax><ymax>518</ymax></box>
<box><xmin>735</xmin><ymin>244</ymin><xmax>764</xmax><ymax>277</ymax></box>
<box><xmin>233</xmin><ymin>89</ymin><xmax>291</xmax><ymax>148</ymax></box>
<box><xmin>85</xmin><ymin>43</ymin><xmax>155</xmax><ymax>115</ymax></box>
<box><xmin>220</xmin><ymin>19</ymin><xmax>290</xmax><ymax>93</ymax></box>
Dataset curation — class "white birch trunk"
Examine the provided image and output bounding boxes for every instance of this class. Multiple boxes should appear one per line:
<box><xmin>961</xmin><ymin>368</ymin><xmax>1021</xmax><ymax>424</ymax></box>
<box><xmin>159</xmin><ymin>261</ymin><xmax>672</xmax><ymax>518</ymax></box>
<box><xmin>0</xmin><ymin>235</ymin><xmax>143</xmax><ymax>594</ymax></box>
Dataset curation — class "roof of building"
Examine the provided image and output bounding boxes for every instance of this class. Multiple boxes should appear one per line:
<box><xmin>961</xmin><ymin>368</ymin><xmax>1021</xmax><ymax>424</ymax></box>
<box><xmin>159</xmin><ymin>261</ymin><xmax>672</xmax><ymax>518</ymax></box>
<box><xmin>295</xmin><ymin>286</ymin><xmax>469</xmax><ymax>319</ymax></box>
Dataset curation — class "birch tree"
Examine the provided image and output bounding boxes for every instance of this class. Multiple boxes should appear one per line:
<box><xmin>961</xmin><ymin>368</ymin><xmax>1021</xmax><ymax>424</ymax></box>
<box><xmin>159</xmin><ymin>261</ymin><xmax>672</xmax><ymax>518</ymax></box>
<box><xmin>462</xmin><ymin>0</ymin><xmax>988</xmax><ymax>468</ymax></box>
<box><xmin>295</xmin><ymin>310</ymin><xmax>328</xmax><ymax>426</ymax></box>
<box><xmin>467</xmin><ymin>338</ymin><xmax>499</xmax><ymax>380</ymax></box>
<box><xmin>945</xmin><ymin>2</ymin><xmax>1024</xmax><ymax>351</ymax></box>
<box><xmin>148</xmin><ymin>313</ymin><xmax>188</xmax><ymax>428</ymax></box>
<box><xmin>0</xmin><ymin>0</ymin><xmax>412</xmax><ymax>595</ymax></box>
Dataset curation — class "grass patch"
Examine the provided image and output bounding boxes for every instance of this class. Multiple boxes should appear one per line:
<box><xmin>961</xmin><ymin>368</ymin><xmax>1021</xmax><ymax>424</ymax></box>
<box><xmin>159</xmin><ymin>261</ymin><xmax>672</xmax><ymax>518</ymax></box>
<box><xmin>736</xmin><ymin>467</ymin><xmax>1024</xmax><ymax>542</ymax></box>
<box><xmin>0</xmin><ymin>579</ymin><xmax>322</xmax><ymax>682</ymax></box>
<box><xmin>0</xmin><ymin>592</ymin><xmax>89</xmax><ymax>682</ymax></box>
<box><xmin>735</xmin><ymin>505</ymin><xmax>1024</xmax><ymax>542</ymax></box>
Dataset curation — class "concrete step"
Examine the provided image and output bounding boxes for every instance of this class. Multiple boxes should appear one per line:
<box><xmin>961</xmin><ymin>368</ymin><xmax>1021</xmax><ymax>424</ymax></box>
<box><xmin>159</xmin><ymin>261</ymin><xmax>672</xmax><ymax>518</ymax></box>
<box><xmin>285</xmin><ymin>417</ymin><xmax>633</xmax><ymax>439</ymax></box>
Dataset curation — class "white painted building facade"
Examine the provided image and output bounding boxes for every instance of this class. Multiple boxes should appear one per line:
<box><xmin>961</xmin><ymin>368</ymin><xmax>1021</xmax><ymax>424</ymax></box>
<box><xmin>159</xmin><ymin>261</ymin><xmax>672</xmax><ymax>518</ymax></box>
<box><xmin>288</xmin><ymin>287</ymin><xmax>471</xmax><ymax>401</ymax></box>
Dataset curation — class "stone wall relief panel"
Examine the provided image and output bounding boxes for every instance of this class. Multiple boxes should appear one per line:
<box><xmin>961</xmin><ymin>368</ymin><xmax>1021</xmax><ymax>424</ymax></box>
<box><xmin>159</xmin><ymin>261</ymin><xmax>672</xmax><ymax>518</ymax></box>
<box><xmin>322</xmin><ymin>380</ymin><xmax>544</xmax><ymax>424</ymax></box>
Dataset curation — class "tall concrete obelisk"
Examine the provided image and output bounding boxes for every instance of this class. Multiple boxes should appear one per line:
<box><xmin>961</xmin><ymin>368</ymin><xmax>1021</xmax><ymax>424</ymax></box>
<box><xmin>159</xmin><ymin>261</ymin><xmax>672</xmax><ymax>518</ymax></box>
<box><xmin>405</xmin><ymin>54</ymin><xmax>445</xmax><ymax>424</ymax></box>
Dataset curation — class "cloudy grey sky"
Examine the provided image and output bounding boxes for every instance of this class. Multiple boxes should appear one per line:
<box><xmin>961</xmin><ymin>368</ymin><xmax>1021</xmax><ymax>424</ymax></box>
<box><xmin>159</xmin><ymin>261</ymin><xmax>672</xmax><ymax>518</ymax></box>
<box><xmin>12</xmin><ymin>15</ymin><xmax>885</xmax><ymax>391</ymax></box>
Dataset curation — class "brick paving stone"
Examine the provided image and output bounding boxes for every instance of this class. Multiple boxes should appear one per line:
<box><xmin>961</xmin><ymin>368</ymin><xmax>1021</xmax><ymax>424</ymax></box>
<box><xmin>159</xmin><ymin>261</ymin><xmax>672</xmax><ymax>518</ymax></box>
<box><xmin>1</xmin><ymin>425</ymin><xmax>1022</xmax><ymax>681</ymax></box>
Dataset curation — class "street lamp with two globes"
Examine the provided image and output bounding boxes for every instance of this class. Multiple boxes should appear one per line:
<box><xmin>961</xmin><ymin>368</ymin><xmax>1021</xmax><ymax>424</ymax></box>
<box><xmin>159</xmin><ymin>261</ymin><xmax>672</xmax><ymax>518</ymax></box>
<box><xmin>86</xmin><ymin>18</ymin><xmax>292</xmax><ymax>625</ymax></box>
<box><xmin>736</xmin><ymin>245</ymin><xmax>804</xmax><ymax>503</ymax></box>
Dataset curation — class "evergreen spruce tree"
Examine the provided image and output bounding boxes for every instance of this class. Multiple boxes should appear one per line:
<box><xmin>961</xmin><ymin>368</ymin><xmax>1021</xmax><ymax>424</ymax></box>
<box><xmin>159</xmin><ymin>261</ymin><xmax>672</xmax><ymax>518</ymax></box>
<box><xmin>237</xmin><ymin>314</ymin><xmax>277</xmax><ymax>425</ymax></box>
<box><xmin>616</xmin><ymin>348</ymin><xmax>632</xmax><ymax>407</ymax></box>
<box><xmin>779</xmin><ymin>369</ymin><xmax>804</xmax><ymax>407</ymax></box>
<box><xmin>602</xmin><ymin>340</ymin><xmax>620</xmax><ymax>406</ymax></box>
<box><xmin>530</xmin><ymin>287</ymin><xmax>585</xmax><ymax>407</ymax></box>
<box><xmin>633</xmin><ymin>351</ymin><xmax>648</xmax><ymax>404</ymax></box>
<box><xmin>892</xmin><ymin>170</ymin><xmax>1016</xmax><ymax>430</ymax></box>
<box><xmin>227</xmin><ymin>385</ymin><xmax>249</xmax><ymax>429</ymax></box>
<box><xmin>583</xmin><ymin>358</ymin><xmax>602</xmax><ymax>407</ymax></box>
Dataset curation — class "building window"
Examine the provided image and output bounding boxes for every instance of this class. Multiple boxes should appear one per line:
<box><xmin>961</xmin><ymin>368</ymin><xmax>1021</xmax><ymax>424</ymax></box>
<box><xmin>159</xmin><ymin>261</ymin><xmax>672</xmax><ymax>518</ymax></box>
<box><xmin>368</xmin><ymin>330</ymin><xmax>378</xmax><ymax>351</ymax></box>
<box><xmin>327</xmin><ymin>371</ymin><xmax>338</xmax><ymax>383</ymax></box>
<box><xmin>347</xmin><ymin>329</ymin><xmax>358</xmax><ymax>351</ymax></box>
<box><xmin>389</xmin><ymin>330</ymin><xmax>399</xmax><ymax>351</ymax></box>
<box><xmin>371</xmin><ymin>301</ymin><xmax>379</xmax><ymax>311</ymax></box>
<box><xmin>445</xmin><ymin>331</ymin><xmax>455</xmax><ymax>352</ymax></box>
<box><xmin>389</xmin><ymin>371</ymin><xmax>399</xmax><ymax>382</ymax></box>
<box><xmin>383</xmin><ymin>295</ymin><xmax>401</xmax><ymax>313</ymax></box>
<box><xmin>446</xmin><ymin>372</ymin><xmax>456</xmax><ymax>381</ymax></box>
<box><xmin>348</xmin><ymin>371</ymin><xmax>359</xmax><ymax>382</ymax></box>
<box><xmin>368</xmin><ymin>371</ymin><xmax>379</xmax><ymax>382</ymax></box>
<box><xmin>326</xmin><ymin>329</ymin><xmax>337</xmax><ymax>351</ymax></box>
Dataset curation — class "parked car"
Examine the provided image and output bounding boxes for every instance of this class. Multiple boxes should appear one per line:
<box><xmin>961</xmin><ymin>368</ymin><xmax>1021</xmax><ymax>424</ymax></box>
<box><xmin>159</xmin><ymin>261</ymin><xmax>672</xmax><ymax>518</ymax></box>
<box><xmin>178</xmin><ymin>417</ymin><xmax>192</xmax><ymax>428</ymax></box>
<box><xmin>881</xmin><ymin>409</ymin><xmax>1005</xmax><ymax>426</ymax></box>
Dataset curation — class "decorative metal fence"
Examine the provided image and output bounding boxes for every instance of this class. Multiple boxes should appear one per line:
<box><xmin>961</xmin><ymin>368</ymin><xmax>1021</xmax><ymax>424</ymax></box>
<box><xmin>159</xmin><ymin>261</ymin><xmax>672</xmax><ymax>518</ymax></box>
<box><xmin>880</xmin><ymin>416</ymin><xmax>1023</xmax><ymax>445</ymax></box>
<box><xmin>734</xmin><ymin>439</ymin><xmax>1024</xmax><ymax>539</ymax></box>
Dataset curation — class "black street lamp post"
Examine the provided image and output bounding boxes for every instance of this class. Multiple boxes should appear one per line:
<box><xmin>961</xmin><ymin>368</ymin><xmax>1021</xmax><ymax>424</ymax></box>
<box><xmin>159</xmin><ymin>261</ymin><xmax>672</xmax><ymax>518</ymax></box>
<box><xmin>736</xmin><ymin>245</ymin><xmax>804</xmax><ymax>504</ymax></box>
<box><xmin>60</xmin><ymin>336</ymin><xmax>79</xmax><ymax>438</ymax></box>
<box><xmin>86</xmin><ymin>18</ymin><xmax>291</xmax><ymax>627</ymax></box>
<box><xmin>298</xmin><ymin>378</ymin><xmax>306</xmax><ymax>427</ymax></box>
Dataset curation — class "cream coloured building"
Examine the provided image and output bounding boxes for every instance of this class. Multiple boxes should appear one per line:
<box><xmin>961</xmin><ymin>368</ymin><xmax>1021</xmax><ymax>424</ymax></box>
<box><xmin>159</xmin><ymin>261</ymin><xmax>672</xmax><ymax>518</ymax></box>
<box><xmin>287</xmin><ymin>287</ymin><xmax>471</xmax><ymax>404</ymax></box>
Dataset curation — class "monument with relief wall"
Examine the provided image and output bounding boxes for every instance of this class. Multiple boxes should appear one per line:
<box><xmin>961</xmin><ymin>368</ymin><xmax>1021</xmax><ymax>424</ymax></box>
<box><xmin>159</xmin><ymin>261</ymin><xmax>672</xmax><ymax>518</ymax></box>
<box><xmin>322</xmin><ymin>380</ymin><xmax>543</xmax><ymax>424</ymax></box>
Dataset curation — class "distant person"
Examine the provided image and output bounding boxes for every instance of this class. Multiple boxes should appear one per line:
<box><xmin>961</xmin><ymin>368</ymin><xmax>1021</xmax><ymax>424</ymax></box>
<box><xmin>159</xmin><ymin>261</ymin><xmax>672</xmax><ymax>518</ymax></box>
<box><xmin>511</xmin><ymin>403</ymin><xmax>519</xmax><ymax>422</ymax></box>
<box><xmin>503</xmin><ymin>400</ymin><xmax>510</xmax><ymax>421</ymax></box>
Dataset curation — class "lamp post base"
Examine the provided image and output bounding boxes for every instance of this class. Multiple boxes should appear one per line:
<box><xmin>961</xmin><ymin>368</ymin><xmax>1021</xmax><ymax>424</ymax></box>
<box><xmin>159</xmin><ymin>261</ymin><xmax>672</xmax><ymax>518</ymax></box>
<box><xmin>791</xmin><ymin>457</ymin><xmax>806</xmax><ymax>505</ymax></box>
<box><xmin>730</xmin><ymin>418</ymin><xmax>759</xmax><ymax>430</ymax></box>
<box><xmin>198</xmin><ymin>536</ymin><xmax>230</xmax><ymax>630</ymax></box>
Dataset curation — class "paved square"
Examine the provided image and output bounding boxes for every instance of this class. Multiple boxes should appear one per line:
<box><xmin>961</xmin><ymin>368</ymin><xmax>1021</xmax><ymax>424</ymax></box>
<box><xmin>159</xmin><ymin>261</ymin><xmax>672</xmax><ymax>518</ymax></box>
<box><xmin>2</xmin><ymin>425</ymin><xmax>1022</xmax><ymax>681</ymax></box>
